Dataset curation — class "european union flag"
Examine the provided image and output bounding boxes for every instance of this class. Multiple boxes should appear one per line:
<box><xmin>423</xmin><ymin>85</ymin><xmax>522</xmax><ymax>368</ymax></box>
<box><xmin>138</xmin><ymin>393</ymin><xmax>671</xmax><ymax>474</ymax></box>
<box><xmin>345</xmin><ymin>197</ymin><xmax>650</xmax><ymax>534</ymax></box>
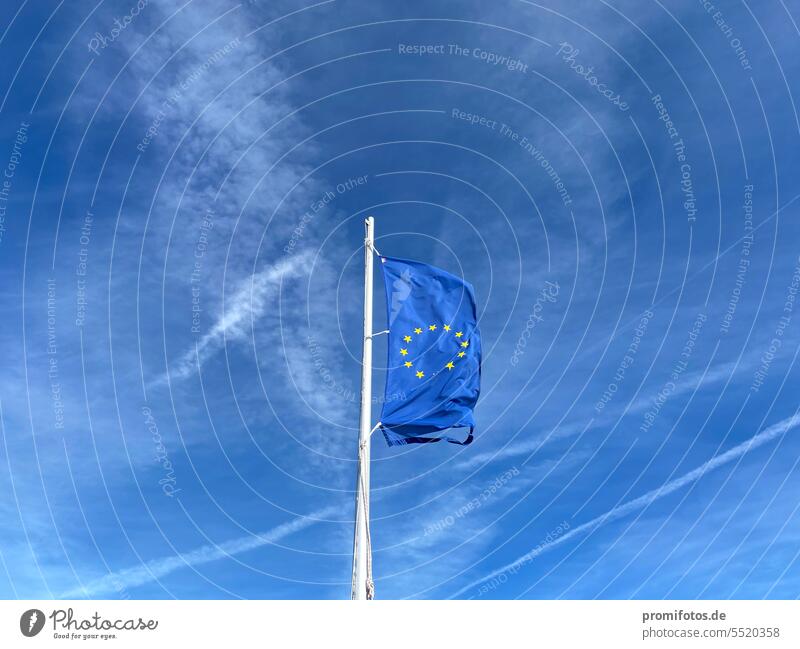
<box><xmin>378</xmin><ymin>256</ymin><xmax>481</xmax><ymax>446</ymax></box>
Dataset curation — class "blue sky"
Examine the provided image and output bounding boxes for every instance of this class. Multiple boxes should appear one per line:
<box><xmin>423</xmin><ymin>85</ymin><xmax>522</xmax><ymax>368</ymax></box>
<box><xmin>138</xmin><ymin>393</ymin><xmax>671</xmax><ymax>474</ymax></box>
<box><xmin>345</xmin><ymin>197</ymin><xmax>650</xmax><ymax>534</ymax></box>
<box><xmin>1</xmin><ymin>0</ymin><xmax>800</xmax><ymax>599</ymax></box>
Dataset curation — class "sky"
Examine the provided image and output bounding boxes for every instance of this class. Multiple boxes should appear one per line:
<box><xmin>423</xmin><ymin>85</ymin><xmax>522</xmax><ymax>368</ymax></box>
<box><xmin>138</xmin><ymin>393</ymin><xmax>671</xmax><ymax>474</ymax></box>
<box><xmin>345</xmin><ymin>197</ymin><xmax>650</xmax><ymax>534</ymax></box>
<box><xmin>1</xmin><ymin>0</ymin><xmax>799</xmax><ymax>600</ymax></box>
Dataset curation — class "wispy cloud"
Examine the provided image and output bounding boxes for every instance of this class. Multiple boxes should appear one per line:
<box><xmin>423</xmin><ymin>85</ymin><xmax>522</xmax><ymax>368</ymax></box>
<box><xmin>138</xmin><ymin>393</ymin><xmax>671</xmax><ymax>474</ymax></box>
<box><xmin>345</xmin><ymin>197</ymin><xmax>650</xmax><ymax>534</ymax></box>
<box><xmin>62</xmin><ymin>504</ymin><xmax>338</xmax><ymax>598</ymax></box>
<box><xmin>448</xmin><ymin>413</ymin><xmax>800</xmax><ymax>598</ymax></box>
<box><xmin>454</xmin><ymin>420</ymin><xmax>589</xmax><ymax>472</ymax></box>
<box><xmin>153</xmin><ymin>252</ymin><xmax>311</xmax><ymax>386</ymax></box>
<box><xmin>375</xmin><ymin>455</ymin><xmax>587</xmax><ymax>598</ymax></box>
<box><xmin>458</xmin><ymin>356</ymin><xmax>754</xmax><ymax>472</ymax></box>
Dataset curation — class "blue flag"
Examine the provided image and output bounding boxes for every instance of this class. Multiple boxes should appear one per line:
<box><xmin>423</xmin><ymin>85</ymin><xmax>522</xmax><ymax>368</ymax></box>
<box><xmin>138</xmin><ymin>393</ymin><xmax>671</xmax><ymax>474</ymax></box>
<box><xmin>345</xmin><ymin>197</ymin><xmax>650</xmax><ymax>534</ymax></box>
<box><xmin>378</xmin><ymin>256</ymin><xmax>481</xmax><ymax>446</ymax></box>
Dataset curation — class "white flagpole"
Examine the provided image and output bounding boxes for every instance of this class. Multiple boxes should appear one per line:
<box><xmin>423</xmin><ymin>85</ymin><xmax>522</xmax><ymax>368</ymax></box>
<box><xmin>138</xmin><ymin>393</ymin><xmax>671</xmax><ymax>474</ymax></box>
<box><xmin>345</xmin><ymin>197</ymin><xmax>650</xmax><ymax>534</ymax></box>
<box><xmin>352</xmin><ymin>216</ymin><xmax>375</xmax><ymax>600</ymax></box>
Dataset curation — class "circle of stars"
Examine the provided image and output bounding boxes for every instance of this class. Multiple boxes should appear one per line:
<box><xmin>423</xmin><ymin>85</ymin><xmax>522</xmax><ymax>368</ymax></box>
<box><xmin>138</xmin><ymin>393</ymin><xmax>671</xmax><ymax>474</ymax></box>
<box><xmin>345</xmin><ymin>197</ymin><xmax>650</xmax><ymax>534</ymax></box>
<box><xmin>396</xmin><ymin>323</ymin><xmax>469</xmax><ymax>377</ymax></box>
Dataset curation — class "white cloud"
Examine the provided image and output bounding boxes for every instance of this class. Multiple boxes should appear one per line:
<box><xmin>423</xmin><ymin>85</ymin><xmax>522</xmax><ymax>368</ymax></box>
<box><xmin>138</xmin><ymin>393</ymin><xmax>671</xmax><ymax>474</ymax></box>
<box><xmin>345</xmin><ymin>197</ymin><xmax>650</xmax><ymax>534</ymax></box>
<box><xmin>62</xmin><ymin>504</ymin><xmax>338</xmax><ymax>598</ymax></box>
<box><xmin>448</xmin><ymin>412</ymin><xmax>800</xmax><ymax>598</ymax></box>
<box><xmin>154</xmin><ymin>251</ymin><xmax>312</xmax><ymax>386</ymax></box>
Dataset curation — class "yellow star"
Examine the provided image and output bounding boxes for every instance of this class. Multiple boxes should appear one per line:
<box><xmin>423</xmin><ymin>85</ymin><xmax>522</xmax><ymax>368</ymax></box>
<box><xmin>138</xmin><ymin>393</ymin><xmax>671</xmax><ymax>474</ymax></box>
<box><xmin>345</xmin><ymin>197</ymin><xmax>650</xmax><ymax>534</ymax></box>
<box><xmin>403</xmin><ymin>335</ymin><xmax>412</xmax><ymax>343</ymax></box>
<box><xmin>404</xmin><ymin>361</ymin><xmax>413</xmax><ymax>368</ymax></box>
<box><xmin>455</xmin><ymin>331</ymin><xmax>463</xmax><ymax>338</ymax></box>
<box><xmin>445</xmin><ymin>361</ymin><xmax>455</xmax><ymax>370</ymax></box>
<box><xmin>414</xmin><ymin>327</ymin><xmax>423</xmax><ymax>335</ymax></box>
<box><xmin>443</xmin><ymin>324</ymin><xmax>451</xmax><ymax>332</ymax></box>
<box><xmin>400</xmin><ymin>348</ymin><xmax>409</xmax><ymax>356</ymax></box>
<box><xmin>429</xmin><ymin>324</ymin><xmax>437</xmax><ymax>331</ymax></box>
<box><xmin>416</xmin><ymin>370</ymin><xmax>425</xmax><ymax>378</ymax></box>
<box><xmin>457</xmin><ymin>351</ymin><xmax>466</xmax><ymax>358</ymax></box>
<box><xmin>461</xmin><ymin>341</ymin><xmax>469</xmax><ymax>348</ymax></box>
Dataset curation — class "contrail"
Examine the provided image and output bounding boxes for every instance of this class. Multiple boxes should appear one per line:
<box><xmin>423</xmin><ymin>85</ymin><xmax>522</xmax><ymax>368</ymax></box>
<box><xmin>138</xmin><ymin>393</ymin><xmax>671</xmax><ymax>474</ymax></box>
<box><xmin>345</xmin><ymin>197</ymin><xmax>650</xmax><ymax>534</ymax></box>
<box><xmin>63</xmin><ymin>505</ymin><xmax>338</xmax><ymax>598</ymax></box>
<box><xmin>151</xmin><ymin>252</ymin><xmax>311</xmax><ymax>387</ymax></box>
<box><xmin>450</xmin><ymin>413</ymin><xmax>800</xmax><ymax>598</ymax></box>
<box><xmin>456</xmin><ymin>361</ymin><xmax>742</xmax><ymax>472</ymax></box>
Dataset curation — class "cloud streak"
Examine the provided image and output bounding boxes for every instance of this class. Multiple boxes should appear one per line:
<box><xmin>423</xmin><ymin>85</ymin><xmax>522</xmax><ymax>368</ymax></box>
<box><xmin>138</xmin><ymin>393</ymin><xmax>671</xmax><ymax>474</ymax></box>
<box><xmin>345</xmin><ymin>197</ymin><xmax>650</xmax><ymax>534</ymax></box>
<box><xmin>62</xmin><ymin>504</ymin><xmax>338</xmax><ymax>598</ymax></box>
<box><xmin>457</xmin><ymin>358</ymin><xmax>752</xmax><ymax>472</ymax></box>
<box><xmin>449</xmin><ymin>413</ymin><xmax>800</xmax><ymax>598</ymax></box>
<box><xmin>153</xmin><ymin>252</ymin><xmax>311</xmax><ymax>386</ymax></box>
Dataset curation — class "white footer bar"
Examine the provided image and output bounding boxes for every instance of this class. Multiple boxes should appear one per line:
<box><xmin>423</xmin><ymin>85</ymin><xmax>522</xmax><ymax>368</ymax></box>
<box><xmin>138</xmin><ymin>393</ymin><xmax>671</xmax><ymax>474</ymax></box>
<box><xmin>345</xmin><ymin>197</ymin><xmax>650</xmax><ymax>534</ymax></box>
<box><xmin>1</xmin><ymin>600</ymin><xmax>797</xmax><ymax>648</ymax></box>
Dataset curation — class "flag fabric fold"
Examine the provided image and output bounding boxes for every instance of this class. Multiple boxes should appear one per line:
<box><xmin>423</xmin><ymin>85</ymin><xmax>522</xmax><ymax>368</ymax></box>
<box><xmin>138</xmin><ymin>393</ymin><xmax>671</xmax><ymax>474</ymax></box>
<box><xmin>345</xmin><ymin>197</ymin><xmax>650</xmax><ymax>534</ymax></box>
<box><xmin>378</xmin><ymin>256</ymin><xmax>481</xmax><ymax>446</ymax></box>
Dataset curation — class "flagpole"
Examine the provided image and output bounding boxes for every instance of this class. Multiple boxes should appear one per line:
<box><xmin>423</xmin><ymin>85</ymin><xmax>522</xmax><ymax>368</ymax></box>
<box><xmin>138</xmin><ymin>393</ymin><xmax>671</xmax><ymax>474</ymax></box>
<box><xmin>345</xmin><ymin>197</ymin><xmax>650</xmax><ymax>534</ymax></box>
<box><xmin>352</xmin><ymin>216</ymin><xmax>375</xmax><ymax>600</ymax></box>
